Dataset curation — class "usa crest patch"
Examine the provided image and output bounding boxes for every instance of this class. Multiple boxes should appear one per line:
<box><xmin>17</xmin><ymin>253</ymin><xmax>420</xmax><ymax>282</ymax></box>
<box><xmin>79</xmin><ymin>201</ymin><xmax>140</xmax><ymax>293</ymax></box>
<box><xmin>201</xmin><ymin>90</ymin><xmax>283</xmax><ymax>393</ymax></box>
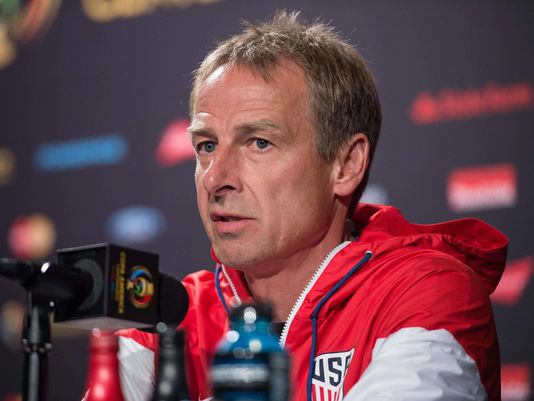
<box><xmin>312</xmin><ymin>349</ymin><xmax>354</xmax><ymax>401</ymax></box>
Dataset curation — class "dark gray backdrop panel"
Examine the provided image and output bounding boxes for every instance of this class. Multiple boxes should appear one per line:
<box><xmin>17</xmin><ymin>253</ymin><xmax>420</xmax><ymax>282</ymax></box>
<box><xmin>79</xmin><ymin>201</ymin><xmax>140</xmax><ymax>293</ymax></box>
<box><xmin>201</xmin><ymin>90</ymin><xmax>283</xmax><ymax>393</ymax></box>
<box><xmin>0</xmin><ymin>1</ymin><xmax>532</xmax><ymax>400</ymax></box>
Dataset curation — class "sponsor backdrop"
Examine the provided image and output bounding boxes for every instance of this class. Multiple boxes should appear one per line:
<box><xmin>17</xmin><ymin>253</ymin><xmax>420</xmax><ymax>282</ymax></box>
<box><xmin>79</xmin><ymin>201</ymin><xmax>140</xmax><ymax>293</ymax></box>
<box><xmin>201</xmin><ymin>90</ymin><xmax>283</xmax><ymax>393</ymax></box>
<box><xmin>0</xmin><ymin>0</ymin><xmax>533</xmax><ymax>400</ymax></box>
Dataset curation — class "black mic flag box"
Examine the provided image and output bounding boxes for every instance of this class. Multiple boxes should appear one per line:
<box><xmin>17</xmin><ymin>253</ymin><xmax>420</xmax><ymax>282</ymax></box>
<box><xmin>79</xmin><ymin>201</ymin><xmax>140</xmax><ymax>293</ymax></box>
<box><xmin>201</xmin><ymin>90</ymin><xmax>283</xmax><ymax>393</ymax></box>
<box><xmin>54</xmin><ymin>243</ymin><xmax>159</xmax><ymax>330</ymax></box>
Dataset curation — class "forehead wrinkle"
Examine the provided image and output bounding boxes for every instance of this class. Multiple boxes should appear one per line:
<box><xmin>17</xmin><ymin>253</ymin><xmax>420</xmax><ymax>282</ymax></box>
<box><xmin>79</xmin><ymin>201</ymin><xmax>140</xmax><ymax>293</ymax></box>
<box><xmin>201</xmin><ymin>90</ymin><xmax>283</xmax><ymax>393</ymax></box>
<box><xmin>236</xmin><ymin>119</ymin><xmax>280</xmax><ymax>135</ymax></box>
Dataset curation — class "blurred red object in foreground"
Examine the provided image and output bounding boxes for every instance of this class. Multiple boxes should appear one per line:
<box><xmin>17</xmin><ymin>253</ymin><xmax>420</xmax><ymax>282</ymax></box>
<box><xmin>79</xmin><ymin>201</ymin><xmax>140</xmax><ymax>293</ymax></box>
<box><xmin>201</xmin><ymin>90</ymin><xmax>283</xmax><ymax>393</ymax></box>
<box><xmin>83</xmin><ymin>329</ymin><xmax>125</xmax><ymax>401</ymax></box>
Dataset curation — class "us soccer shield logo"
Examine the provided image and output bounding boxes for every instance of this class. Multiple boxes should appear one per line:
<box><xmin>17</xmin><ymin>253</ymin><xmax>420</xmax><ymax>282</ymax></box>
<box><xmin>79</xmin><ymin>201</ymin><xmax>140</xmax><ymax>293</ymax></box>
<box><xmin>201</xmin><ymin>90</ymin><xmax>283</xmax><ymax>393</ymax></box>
<box><xmin>312</xmin><ymin>349</ymin><xmax>354</xmax><ymax>401</ymax></box>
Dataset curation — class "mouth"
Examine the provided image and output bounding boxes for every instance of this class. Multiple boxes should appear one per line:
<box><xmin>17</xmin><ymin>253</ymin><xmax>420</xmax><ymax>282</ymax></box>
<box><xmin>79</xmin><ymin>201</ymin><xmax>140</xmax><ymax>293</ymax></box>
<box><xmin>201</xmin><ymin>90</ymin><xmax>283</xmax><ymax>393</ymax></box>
<box><xmin>210</xmin><ymin>213</ymin><xmax>248</xmax><ymax>222</ymax></box>
<box><xmin>209</xmin><ymin>213</ymin><xmax>252</xmax><ymax>233</ymax></box>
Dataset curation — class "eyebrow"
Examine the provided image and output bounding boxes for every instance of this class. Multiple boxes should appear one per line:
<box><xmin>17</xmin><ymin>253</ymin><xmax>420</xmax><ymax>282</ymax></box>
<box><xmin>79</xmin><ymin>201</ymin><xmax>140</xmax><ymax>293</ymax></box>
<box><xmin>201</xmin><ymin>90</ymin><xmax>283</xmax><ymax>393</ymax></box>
<box><xmin>188</xmin><ymin>123</ymin><xmax>214</xmax><ymax>138</ymax></box>
<box><xmin>189</xmin><ymin>119</ymin><xmax>285</xmax><ymax>142</ymax></box>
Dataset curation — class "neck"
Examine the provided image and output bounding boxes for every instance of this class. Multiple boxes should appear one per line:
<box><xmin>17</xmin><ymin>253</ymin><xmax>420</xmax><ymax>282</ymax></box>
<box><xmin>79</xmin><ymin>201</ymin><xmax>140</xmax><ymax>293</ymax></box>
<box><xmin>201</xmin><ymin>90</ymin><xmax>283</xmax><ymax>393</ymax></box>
<box><xmin>244</xmin><ymin>226</ymin><xmax>351</xmax><ymax>322</ymax></box>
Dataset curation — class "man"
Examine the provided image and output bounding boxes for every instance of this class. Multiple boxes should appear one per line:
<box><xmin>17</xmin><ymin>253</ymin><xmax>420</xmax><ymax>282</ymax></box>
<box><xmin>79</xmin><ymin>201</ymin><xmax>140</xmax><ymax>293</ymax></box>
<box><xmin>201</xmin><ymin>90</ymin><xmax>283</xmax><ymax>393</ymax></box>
<box><xmin>118</xmin><ymin>11</ymin><xmax>508</xmax><ymax>401</ymax></box>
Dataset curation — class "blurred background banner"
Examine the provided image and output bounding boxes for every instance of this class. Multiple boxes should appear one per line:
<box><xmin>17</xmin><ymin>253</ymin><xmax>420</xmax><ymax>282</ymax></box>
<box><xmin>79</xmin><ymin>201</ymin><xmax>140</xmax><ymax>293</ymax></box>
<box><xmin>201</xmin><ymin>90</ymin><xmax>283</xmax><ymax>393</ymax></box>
<box><xmin>0</xmin><ymin>1</ymin><xmax>533</xmax><ymax>400</ymax></box>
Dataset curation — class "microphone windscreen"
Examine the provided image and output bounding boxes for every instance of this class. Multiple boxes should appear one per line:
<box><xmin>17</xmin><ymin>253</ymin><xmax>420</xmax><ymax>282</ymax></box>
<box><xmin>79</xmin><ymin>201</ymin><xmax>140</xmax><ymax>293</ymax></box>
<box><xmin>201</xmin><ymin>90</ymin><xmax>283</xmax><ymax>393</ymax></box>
<box><xmin>157</xmin><ymin>272</ymin><xmax>189</xmax><ymax>328</ymax></box>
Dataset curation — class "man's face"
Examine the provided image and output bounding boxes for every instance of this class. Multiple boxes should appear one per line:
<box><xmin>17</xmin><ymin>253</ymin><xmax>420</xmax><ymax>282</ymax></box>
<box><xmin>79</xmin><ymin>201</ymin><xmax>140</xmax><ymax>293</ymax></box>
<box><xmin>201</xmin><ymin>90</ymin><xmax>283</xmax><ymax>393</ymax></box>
<box><xmin>190</xmin><ymin>62</ymin><xmax>340</xmax><ymax>273</ymax></box>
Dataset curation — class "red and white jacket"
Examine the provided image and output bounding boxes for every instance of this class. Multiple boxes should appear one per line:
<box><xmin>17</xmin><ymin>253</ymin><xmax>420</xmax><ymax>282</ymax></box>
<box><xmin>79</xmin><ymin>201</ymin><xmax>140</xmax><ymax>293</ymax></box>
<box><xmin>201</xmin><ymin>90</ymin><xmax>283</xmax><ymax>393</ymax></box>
<box><xmin>117</xmin><ymin>204</ymin><xmax>508</xmax><ymax>401</ymax></box>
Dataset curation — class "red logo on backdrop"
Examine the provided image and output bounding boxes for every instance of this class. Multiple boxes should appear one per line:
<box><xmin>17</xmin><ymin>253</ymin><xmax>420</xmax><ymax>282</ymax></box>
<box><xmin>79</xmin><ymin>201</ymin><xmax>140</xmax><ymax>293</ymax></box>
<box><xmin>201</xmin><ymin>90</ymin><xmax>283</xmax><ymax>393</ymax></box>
<box><xmin>410</xmin><ymin>82</ymin><xmax>534</xmax><ymax>125</ymax></box>
<box><xmin>155</xmin><ymin>119</ymin><xmax>196</xmax><ymax>166</ymax></box>
<box><xmin>491</xmin><ymin>256</ymin><xmax>533</xmax><ymax>306</ymax></box>
<box><xmin>447</xmin><ymin>163</ymin><xmax>517</xmax><ymax>212</ymax></box>
<box><xmin>501</xmin><ymin>364</ymin><xmax>531</xmax><ymax>401</ymax></box>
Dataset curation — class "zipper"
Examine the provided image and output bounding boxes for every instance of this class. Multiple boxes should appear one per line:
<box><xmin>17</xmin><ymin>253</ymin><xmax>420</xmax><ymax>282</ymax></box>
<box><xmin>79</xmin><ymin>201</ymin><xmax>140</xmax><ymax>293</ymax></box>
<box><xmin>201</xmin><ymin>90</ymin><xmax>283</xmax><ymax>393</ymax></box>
<box><xmin>278</xmin><ymin>241</ymin><xmax>351</xmax><ymax>348</ymax></box>
<box><xmin>306</xmin><ymin>250</ymin><xmax>372</xmax><ymax>401</ymax></box>
<box><xmin>221</xmin><ymin>265</ymin><xmax>243</xmax><ymax>306</ymax></box>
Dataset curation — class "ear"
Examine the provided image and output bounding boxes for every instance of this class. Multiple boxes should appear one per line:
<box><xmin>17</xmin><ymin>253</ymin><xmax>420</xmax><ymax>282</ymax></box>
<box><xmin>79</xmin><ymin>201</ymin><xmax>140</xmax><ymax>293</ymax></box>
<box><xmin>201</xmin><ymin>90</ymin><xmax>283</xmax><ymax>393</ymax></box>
<box><xmin>332</xmin><ymin>133</ymin><xmax>370</xmax><ymax>197</ymax></box>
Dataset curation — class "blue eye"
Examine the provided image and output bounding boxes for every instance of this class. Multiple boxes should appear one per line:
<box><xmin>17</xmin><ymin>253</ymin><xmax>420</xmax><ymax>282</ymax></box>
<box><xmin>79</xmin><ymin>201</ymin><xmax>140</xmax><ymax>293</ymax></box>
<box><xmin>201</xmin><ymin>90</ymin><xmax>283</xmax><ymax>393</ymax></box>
<box><xmin>255</xmin><ymin>139</ymin><xmax>270</xmax><ymax>150</ymax></box>
<box><xmin>199</xmin><ymin>141</ymin><xmax>217</xmax><ymax>153</ymax></box>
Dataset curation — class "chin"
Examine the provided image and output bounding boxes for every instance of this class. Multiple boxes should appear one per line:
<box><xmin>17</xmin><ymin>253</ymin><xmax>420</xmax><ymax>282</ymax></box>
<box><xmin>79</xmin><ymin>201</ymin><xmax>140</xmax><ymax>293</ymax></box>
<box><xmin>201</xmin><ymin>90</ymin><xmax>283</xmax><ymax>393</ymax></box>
<box><xmin>218</xmin><ymin>255</ymin><xmax>253</xmax><ymax>270</ymax></box>
<box><xmin>215</xmin><ymin>249</ymin><xmax>260</xmax><ymax>270</ymax></box>
<box><xmin>211</xmin><ymin>237</ymin><xmax>245</xmax><ymax>262</ymax></box>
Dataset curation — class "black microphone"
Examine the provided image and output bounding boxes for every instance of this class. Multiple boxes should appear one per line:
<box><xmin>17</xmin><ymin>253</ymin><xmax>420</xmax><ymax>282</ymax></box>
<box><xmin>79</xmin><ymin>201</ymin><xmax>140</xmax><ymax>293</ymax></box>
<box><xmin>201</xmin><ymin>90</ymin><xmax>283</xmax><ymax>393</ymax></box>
<box><xmin>139</xmin><ymin>272</ymin><xmax>190</xmax><ymax>333</ymax></box>
<box><xmin>1</xmin><ymin>245</ymin><xmax>191</xmax><ymax>401</ymax></box>
<box><xmin>1</xmin><ymin>244</ymin><xmax>190</xmax><ymax>331</ymax></box>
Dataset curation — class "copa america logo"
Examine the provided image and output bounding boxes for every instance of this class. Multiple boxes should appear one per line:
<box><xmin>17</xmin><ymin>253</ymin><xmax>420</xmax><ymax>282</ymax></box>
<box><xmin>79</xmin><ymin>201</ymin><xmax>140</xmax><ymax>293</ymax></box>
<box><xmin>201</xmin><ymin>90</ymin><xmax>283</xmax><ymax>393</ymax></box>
<box><xmin>126</xmin><ymin>265</ymin><xmax>155</xmax><ymax>309</ymax></box>
<box><xmin>0</xmin><ymin>0</ymin><xmax>62</xmax><ymax>68</ymax></box>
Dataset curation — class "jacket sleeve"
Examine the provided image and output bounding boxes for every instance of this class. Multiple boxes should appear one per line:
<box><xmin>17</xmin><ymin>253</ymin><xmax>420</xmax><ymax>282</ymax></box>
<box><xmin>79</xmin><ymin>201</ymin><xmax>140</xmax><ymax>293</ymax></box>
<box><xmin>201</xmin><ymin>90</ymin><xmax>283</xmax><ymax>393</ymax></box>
<box><xmin>343</xmin><ymin>327</ymin><xmax>487</xmax><ymax>401</ymax></box>
<box><xmin>346</xmin><ymin>251</ymin><xmax>499</xmax><ymax>400</ymax></box>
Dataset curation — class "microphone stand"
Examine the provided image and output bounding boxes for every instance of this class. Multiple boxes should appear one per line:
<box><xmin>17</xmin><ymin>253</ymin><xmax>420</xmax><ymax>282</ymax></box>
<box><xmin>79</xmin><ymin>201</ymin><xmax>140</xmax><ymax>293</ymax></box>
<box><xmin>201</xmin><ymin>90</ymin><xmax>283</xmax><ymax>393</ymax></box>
<box><xmin>0</xmin><ymin>258</ymin><xmax>54</xmax><ymax>401</ymax></box>
<box><xmin>0</xmin><ymin>258</ymin><xmax>94</xmax><ymax>401</ymax></box>
<box><xmin>0</xmin><ymin>258</ymin><xmax>52</xmax><ymax>401</ymax></box>
<box><xmin>21</xmin><ymin>289</ymin><xmax>52</xmax><ymax>401</ymax></box>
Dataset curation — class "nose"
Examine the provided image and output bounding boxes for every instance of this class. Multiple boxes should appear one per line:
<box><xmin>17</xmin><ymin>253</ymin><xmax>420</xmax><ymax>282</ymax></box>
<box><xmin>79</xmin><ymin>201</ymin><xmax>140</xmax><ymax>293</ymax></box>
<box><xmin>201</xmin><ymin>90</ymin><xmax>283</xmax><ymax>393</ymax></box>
<box><xmin>201</xmin><ymin>147</ymin><xmax>242</xmax><ymax>197</ymax></box>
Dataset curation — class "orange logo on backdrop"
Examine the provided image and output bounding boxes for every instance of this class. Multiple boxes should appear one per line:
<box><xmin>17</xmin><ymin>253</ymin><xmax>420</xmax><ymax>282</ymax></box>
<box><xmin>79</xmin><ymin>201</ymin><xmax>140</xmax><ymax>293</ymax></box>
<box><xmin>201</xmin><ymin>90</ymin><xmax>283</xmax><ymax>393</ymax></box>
<box><xmin>8</xmin><ymin>214</ymin><xmax>57</xmax><ymax>260</ymax></box>
<box><xmin>447</xmin><ymin>163</ymin><xmax>517</xmax><ymax>213</ymax></box>
<box><xmin>410</xmin><ymin>82</ymin><xmax>534</xmax><ymax>125</ymax></box>
<box><xmin>0</xmin><ymin>147</ymin><xmax>16</xmax><ymax>186</ymax></box>
<box><xmin>1</xmin><ymin>394</ymin><xmax>22</xmax><ymax>401</ymax></box>
<box><xmin>82</xmin><ymin>0</ymin><xmax>223</xmax><ymax>23</ymax></box>
<box><xmin>0</xmin><ymin>301</ymin><xmax>25</xmax><ymax>349</ymax></box>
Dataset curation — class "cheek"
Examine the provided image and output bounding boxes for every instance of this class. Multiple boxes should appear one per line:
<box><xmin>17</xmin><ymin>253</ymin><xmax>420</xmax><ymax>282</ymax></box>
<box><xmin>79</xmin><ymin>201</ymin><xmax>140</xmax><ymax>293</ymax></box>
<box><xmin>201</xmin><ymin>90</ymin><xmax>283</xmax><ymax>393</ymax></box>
<box><xmin>273</xmin><ymin>169</ymin><xmax>333</xmax><ymax>225</ymax></box>
<box><xmin>284</xmin><ymin>164</ymin><xmax>333</xmax><ymax>201</ymax></box>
